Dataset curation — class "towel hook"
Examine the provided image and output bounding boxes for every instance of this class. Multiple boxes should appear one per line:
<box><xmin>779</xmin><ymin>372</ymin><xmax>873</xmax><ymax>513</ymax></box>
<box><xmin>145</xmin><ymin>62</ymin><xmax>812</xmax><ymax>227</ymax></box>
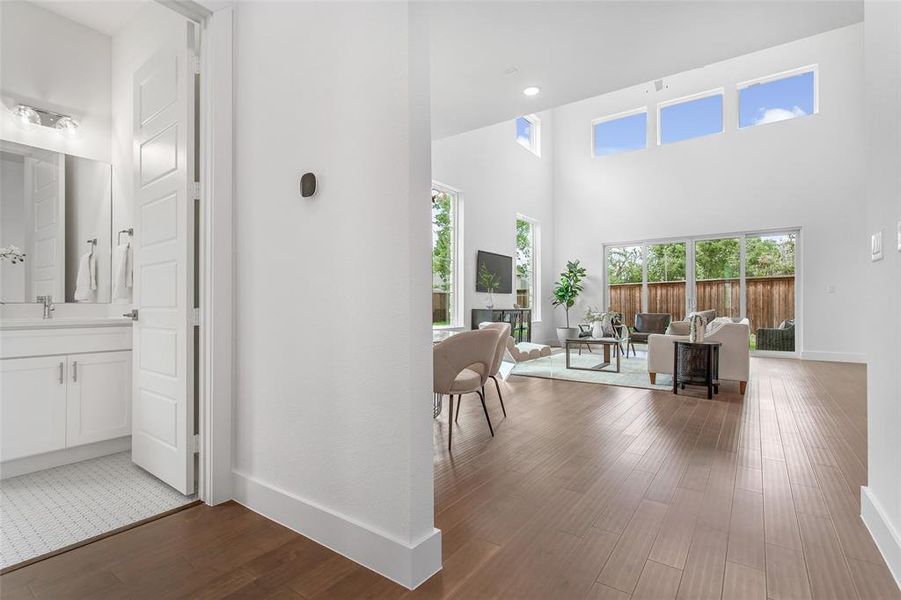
<box><xmin>117</xmin><ymin>227</ymin><xmax>134</xmax><ymax>245</ymax></box>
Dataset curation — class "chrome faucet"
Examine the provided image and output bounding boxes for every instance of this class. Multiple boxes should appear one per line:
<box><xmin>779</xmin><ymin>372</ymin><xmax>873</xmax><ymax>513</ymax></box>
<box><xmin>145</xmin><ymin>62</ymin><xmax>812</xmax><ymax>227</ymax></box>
<box><xmin>37</xmin><ymin>295</ymin><xmax>54</xmax><ymax>319</ymax></box>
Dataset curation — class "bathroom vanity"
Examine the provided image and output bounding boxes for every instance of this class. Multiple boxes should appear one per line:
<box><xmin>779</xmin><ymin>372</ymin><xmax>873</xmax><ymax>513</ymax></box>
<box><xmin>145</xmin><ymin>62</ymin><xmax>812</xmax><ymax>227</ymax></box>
<box><xmin>0</xmin><ymin>314</ymin><xmax>133</xmax><ymax>478</ymax></box>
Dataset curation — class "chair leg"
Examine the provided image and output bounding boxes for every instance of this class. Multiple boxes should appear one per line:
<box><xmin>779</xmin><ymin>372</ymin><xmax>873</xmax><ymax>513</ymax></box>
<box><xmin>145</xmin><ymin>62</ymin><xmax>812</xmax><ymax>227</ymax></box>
<box><xmin>478</xmin><ymin>388</ymin><xmax>494</xmax><ymax>437</ymax></box>
<box><xmin>447</xmin><ymin>395</ymin><xmax>454</xmax><ymax>450</ymax></box>
<box><xmin>491</xmin><ymin>375</ymin><xmax>506</xmax><ymax>417</ymax></box>
<box><xmin>454</xmin><ymin>394</ymin><xmax>462</xmax><ymax>423</ymax></box>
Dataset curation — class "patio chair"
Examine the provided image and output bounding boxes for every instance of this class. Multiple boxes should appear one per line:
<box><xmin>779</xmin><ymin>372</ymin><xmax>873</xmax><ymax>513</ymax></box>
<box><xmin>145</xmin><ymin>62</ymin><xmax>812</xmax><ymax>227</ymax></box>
<box><xmin>756</xmin><ymin>319</ymin><xmax>795</xmax><ymax>351</ymax></box>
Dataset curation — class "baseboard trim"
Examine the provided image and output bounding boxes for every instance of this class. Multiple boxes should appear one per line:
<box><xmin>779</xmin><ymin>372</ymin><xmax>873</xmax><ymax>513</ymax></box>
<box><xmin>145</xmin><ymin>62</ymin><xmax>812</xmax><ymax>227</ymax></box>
<box><xmin>231</xmin><ymin>470</ymin><xmax>441</xmax><ymax>590</ymax></box>
<box><xmin>861</xmin><ymin>486</ymin><xmax>901</xmax><ymax>590</ymax></box>
<box><xmin>0</xmin><ymin>436</ymin><xmax>131</xmax><ymax>479</ymax></box>
<box><xmin>799</xmin><ymin>350</ymin><xmax>867</xmax><ymax>364</ymax></box>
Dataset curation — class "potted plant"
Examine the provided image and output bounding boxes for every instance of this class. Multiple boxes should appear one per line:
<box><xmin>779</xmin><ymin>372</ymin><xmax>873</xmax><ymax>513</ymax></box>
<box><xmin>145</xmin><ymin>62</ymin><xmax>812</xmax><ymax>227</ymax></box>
<box><xmin>478</xmin><ymin>260</ymin><xmax>501</xmax><ymax>309</ymax></box>
<box><xmin>552</xmin><ymin>260</ymin><xmax>587</xmax><ymax>347</ymax></box>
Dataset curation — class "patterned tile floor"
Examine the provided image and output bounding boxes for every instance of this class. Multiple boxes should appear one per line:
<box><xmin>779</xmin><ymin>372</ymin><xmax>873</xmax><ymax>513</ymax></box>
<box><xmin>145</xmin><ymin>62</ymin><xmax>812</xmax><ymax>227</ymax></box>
<box><xmin>0</xmin><ymin>452</ymin><xmax>195</xmax><ymax>569</ymax></box>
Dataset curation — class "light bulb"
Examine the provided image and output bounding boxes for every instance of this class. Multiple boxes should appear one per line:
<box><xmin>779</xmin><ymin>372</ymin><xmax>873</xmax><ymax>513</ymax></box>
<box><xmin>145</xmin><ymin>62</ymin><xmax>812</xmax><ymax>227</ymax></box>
<box><xmin>522</xmin><ymin>86</ymin><xmax>541</xmax><ymax>97</ymax></box>
<box><xmin>12</xmin><ymin>105</ymin><xmax>40</xmax><ymax>127</ymax></box>
<box><xmin>55</xmin><ymin>116</ymin><xmax>79</xmax><ymax>135</ymax></box>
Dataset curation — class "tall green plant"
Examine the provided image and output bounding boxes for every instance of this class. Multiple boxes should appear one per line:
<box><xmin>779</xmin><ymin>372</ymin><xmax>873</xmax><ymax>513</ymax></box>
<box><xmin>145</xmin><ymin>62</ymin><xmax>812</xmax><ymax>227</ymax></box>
<box><xmin>552</xmin><ymin>260</ymin><xmax>587</xmax><ymax>327</ymax></box>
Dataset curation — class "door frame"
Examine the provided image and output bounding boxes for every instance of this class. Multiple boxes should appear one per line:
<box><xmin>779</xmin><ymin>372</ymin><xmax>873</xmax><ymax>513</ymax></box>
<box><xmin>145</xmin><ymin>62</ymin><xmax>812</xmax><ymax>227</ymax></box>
<box><xmin>160</xmin><ymin>0</ymin><xmax>235</xmax><ymax>505</ymax></box>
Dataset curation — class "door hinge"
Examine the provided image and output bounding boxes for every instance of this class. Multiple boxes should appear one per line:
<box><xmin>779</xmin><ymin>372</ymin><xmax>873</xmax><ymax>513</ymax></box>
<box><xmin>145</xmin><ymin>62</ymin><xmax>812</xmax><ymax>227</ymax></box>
<box><xmin>193</xmin><ymin>53</ymin><xmax>201</xmax><ymax>75</ymax></box>
<box><xmin>191</xmin><ymin>307</ymin><xmax>200</xmax><ymax>326</ymax></box>
<box><xmin>192</xmin><ymin>434</ymin><xmax>200</xmax><ymax>453</ymax></box>
<box><xmin>192</xmin><ymin>181</ymin><xmax>201</xmax><ymax>200</ymax></box>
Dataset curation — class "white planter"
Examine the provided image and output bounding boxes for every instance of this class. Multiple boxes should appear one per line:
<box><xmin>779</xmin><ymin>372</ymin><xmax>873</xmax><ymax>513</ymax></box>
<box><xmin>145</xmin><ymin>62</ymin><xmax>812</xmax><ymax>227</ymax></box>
<box><xmin>556</xmin><ymin>327</ymin><xmax>578</xmax><ymax>347</ymax></box>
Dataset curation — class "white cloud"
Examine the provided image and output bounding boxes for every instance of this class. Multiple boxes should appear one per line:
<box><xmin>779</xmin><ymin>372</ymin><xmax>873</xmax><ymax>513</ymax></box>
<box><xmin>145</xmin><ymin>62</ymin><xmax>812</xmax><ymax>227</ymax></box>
<box><xmin>754</xmin><ymin>106</ymin><xmax>807</xmax><ymax>125</ymax></box>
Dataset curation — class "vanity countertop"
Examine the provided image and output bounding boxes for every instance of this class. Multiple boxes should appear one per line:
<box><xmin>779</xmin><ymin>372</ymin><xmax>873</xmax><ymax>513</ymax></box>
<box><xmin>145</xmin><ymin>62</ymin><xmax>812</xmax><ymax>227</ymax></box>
<box><xmin>0</xmin><ymin>317</ymin><xmax>134</xmax><ymax>331</ymax></box>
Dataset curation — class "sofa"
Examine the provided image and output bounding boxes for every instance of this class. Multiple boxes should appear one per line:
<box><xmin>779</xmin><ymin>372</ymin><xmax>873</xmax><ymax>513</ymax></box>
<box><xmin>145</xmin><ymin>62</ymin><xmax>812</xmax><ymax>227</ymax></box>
<box><xmin>647</xmin><ymin>317</ymin><xmax>751</xmax><ymax>394</ymax></box>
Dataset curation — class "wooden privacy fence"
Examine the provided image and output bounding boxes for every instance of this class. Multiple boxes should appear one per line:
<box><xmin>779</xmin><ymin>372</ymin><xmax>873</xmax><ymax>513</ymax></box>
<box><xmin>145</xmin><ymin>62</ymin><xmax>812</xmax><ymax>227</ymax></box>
<box><xmin>433</xmin><ymin>291</ymin><xmax>448</xmax><ymax>323</ymax></box>
<box><xmin>609</xmin><ymin>276</ymin><xmax>794</xmax><ymax>331</ymax></box>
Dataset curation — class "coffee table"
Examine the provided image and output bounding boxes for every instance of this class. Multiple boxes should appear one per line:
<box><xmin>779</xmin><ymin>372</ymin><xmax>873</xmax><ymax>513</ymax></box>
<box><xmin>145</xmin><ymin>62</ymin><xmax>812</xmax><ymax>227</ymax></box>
<box><xmin>565</xmin><ymin>337</ymin><xmax>621</xmax><ymax>372</ymax></box>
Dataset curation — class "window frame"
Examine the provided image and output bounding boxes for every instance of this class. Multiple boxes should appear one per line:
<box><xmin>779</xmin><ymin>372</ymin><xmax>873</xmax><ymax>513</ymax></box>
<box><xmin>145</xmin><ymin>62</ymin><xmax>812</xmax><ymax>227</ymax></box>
<box><xmin>431</xmin><ymin>181</ymin><xmax>464</xmax><ymax>329</ymax></box>
<box><xmin>590</xmin><ymin>107</ymin><xmax>648</xmax><ymax>158</ymax></box>
<box><xmin>737</xmin><ymin>64</ymin><xmax>819</xmax><ymax>130</ymax></box>
<box><xmin>514</xmin><ymin>214</ymin><xmax>541</xmax><ymax>322</ymax></box>
<box><xmin>515</xmin><ymin>114</ymin><xmax>541</xmax><ymax>157</ymax></box>
<box><xmin>656</xmin><ymin>87</ymin><xmax>725</xmax><ymax>146</ymax></box>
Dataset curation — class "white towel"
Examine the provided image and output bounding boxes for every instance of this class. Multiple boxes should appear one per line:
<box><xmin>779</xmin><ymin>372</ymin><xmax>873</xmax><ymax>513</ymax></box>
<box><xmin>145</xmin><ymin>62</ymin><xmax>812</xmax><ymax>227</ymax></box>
<box><xmin>74</xmin><ymin>251</ymin><xmax>96</xmax><ymax>302</ymax></box>
<box><xmin>112</xmin><ymin>243</ymin><xmax>132</xmax><ymax>300</ymax></box>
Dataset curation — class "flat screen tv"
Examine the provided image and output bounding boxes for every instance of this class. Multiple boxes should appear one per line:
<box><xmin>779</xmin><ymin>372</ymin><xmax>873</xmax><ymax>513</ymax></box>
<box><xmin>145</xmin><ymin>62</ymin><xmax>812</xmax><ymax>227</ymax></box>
<box><xmin>475</xmin><ymin>251</ymin><xmax>513</xmax><ymax>293</ymax></box>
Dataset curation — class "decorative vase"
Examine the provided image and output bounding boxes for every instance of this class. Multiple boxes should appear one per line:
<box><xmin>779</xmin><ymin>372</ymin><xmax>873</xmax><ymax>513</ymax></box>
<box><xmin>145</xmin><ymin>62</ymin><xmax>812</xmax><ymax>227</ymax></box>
<box><xmin>689</xmin><ymin>315</ymin><xmax>705</xmax><ymax>343</ymax></box>
<box><xmin>485</xmin><ymin>291</ymin><xmax>494</xmax><ymax>309</ymax></box>
<box><xmin>592</xmin><ymin>321</ymin><xmax>604</xmax><ymax>338</ymax></box>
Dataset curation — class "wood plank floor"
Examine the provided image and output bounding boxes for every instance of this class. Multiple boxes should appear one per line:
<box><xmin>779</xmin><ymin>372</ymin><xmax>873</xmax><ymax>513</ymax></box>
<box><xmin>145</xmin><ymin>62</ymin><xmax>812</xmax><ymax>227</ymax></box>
<box><xmin>3</xmin><ymin>358</ymin><xmax>899</xmax><ymax>599</ymax></box>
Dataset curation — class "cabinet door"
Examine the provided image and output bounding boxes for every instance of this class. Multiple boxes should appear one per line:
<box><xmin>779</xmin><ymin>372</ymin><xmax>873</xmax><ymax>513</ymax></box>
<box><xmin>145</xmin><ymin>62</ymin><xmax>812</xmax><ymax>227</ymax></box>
<box><xmin>1</xmin><ymin>356</ymin><xmax>67</xmax><ymax>461</ymax></box>
<box><xmin>67</xmin><ymin>351</ymin><xmax>132</xmax><ymax>447</ymax></box>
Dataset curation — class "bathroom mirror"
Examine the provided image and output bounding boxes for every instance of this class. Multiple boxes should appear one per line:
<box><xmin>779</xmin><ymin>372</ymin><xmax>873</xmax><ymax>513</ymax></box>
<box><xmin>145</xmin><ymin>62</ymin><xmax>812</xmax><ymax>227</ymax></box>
<box><xmin>0</xmin><ymin>139</ymin><xmax>115</xmax><ymax>304</ymax></box>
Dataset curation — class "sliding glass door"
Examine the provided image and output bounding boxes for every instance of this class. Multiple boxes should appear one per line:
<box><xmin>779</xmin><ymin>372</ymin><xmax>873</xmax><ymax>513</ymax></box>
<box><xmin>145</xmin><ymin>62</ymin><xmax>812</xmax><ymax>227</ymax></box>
<box><xmin>605</xmin><ymin>229</ymin><xmax>799</xmax><ymax>355</ymax></box>
<box><xmin>693</xmin><ymin>237</ymin><xmax>741</xmax><ymax>320</ymax></box>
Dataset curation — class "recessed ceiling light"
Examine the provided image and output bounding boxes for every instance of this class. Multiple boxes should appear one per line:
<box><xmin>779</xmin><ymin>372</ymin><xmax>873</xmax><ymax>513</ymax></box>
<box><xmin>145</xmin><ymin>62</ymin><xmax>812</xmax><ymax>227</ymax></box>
<box><xmin>523</xmin><ymin>86</ymin><xmax>541</xmax><ymax>97</ymax></box>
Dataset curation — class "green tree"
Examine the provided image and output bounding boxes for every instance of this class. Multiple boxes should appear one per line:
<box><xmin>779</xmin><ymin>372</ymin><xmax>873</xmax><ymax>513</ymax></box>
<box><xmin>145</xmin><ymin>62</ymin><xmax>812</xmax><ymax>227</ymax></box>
<box><xmin>647</xmin><ymin>242</ymin><xmax>686</xmax><ymax>282</ymax></box>
<box><xmin>607</xmin><ymin>246</ymin><xmax>642</xmax><ymax>284</ymax></box>
<box><xmin>695</xmin><ymin>238</ymin><xmax>740</xmax><ymax>280</ymax></box>
<box><xmin>746</xmin><ymin>234</ymin><xmax>796</xmax><ymax>277</ymax></box>
<box><xmin>431</xmin><ymin>192</ymin><xmax>452</xmax><ymax>292</ymax></box>
<box><xmin>515</xmin><ymin>219</ymin><xmax>532</xmax><ymax>281</ymax></box>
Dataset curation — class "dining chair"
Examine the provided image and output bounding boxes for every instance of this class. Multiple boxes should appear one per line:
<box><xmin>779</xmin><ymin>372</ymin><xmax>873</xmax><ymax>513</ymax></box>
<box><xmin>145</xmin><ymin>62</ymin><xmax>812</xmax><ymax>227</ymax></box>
<box><xmin>473</xmin><ymin>322</ymin><xmax>510</xmax><ymax>419</ymax></box>
<box><xmin>433</xmin><ymin>328</ymin><xmax>499</xmax><ymax>450</ymax></box>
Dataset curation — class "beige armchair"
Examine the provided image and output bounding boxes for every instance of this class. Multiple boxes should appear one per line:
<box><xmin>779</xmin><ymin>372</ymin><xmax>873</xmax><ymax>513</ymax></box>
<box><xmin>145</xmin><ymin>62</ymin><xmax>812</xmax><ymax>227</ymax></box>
<box><xmin>647</xmin><ymin>318</ymin><xmax>751</xmax><ymax>394</ymax></box>
<box><xmin>433</xmin><ymin>328</ymin><xmax>502</xmax><ymax>450</ymax></box>
<box><xmin>475</xmin><ymin>322</ymin><xmax>510</xmax><ymax>418</ymax></box>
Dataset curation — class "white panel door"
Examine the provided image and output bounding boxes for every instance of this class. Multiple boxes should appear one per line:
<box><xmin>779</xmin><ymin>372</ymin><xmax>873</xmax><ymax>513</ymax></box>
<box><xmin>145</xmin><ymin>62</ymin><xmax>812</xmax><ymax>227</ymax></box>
<box><xmin>67</xmin><ymin>351</ymin><xmax>132</xmax><ymax>447</ymax></box>
<box><xmin>25</xmin><ymin>150</ymin><xmax>65</xmax><ymax>302</ymax></box>
<box><xmin>0</xmin><ymin>356</ymin><xmax>67</xmax><ymax>461</ymax></box>
<box><xmin>131</xmin><ymin>26</ymin><xmax>196</xmax><ymax>494</ymax></box>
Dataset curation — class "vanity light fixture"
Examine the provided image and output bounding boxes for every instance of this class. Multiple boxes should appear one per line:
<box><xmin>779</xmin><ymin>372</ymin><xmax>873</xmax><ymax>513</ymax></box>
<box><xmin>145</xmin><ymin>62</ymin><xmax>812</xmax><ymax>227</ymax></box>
<box><xmin>10</xmin><ymin>104</ymin><xmax>79</xmax><ymax>133</ymax></box>
<box><xmin>522</xmin><ymin>86</ymin><xmax>541</xmax><ymax>97</ymax></box>
<box><xmin>12</xmin><ymin>104</ymin><xmax>40</xmax><ymax>127</ymax></box>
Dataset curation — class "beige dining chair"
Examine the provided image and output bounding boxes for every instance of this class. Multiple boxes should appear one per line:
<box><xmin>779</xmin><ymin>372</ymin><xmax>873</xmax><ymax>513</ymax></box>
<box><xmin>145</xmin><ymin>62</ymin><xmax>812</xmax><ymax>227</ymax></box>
<box><xmin>473</xmin><ymin>322</ymin><xmax>510</xmax><ymax>419</ymax></box>
<box><xmin>433</xmin><ymin>328</ymin><xmax>499</xmax><ymax>450</ymax></box>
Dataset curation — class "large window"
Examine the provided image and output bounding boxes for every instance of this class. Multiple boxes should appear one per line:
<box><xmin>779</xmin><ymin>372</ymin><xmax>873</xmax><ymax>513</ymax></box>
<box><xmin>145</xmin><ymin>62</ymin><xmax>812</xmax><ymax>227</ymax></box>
<box><xmin>592</xmin><ymin>109</ymin><xmax>647</xmax><ymax>157</ymax></box>
<box><xmin>432</xmin><ymin>185</ymin><xmax>460</xmax><ymax>327</ymax></box>
<box><xmin>739</xmin><ymin>68</ymin><xmax>816</xmax><ymax>128</ymax></box>
<box><xmin>516</xmin><ymin>115</ymin><xmax>540</xmax><ymax>156</ymax></box>
<box><xmin>659</xmin><ymin>91</ymin><xmax>724</xmax><ymax>145</ymax></box>
<box><xmin>515</xmin><ymin>216</ymin><xmax>539</xmax><ymax>321</ymax></box>
<box><xmin>604</xmin><ymin>230</ymin><xmax>799</xmax><ymax>354</ymax></box>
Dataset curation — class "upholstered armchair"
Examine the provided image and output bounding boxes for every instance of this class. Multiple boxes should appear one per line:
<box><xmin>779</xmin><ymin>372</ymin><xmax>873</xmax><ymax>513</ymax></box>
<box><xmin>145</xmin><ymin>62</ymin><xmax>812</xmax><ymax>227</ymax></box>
<box><xmin>630</xmin><ymin>313</ymin><xmax>672</xmax><ymax>347</ymax></box>
<box><xmin>433</xmin><ymin>328</ymin><xmax>501</xmax><ymax>450</ymax></box>
<box><xmin>756</xmin><ymin>319</ymin><xmax>795</xmax><ymax>352</ymax></box>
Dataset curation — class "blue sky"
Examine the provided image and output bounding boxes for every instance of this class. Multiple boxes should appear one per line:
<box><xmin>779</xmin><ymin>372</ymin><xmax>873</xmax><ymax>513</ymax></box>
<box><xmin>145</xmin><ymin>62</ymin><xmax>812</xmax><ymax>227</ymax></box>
<box><xmin>593</xmin><ymin>112</ymin><xmax>647</xmax><ymax>156</ymax></box>
<box><xmin>516</xmin><ymin>117</ymin><xmax>532</xmax><ymax>145</ymax></box>
<box><xmin>592</xmin><ymin>70</ymin><xmax>814</xmax><ymax>155</ymax></box>
<box><xmin>660</xmin><ymin>94</ymin><xmax>723</xmax><ymax>144</ymax></box>
<box><xmin>740</xmin><ymin>70</ymin><xmax>815</xmax><ymax>127</ymax></box>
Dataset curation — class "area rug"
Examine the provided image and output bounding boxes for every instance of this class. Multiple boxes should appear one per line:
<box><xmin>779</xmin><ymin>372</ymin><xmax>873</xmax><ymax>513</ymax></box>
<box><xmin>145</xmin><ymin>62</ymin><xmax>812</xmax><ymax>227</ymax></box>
<box><xmin>510</xmin><ymin>348</ymin><xmax>673</xmax><ymax>391</ymax></box>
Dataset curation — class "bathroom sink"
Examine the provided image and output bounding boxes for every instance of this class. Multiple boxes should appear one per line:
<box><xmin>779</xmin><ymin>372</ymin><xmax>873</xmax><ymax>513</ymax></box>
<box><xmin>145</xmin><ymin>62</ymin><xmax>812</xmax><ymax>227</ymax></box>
<box><xmin>0</xmin><ymin>317</ymin><xmax>133</xmax><ymax>330</ymax></box>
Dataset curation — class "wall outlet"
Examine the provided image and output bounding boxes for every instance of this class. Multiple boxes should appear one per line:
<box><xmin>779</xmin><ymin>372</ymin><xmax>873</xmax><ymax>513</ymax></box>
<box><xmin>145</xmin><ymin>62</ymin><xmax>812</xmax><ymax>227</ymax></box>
<box><xmin>871</xmin><ymin>230</ymin><xmax>884</xmax><ymax>262</ymax></box>
<box><xmin>826</xmin><ymin>284</ymin><xmax>836</xmax><ymax>294</ymax></box>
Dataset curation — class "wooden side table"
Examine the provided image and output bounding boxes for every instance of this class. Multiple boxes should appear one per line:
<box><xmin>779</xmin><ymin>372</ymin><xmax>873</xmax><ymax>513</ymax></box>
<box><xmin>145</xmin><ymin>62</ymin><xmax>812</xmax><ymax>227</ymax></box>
<box><xmin>673</xmin><ymin>341</ymin><xmax>721</xmax><ymax>399</ymax></box>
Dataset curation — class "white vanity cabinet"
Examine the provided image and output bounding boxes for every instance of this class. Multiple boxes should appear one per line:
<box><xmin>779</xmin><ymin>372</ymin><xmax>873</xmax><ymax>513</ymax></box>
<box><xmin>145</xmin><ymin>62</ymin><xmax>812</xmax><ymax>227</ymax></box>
<box><xmin>66</xmin><ymin>351</ymin><xmax>132</xmax><ymax>447</ymax></box>
<box><xmin>0</xmin><ymin>320</ymin><xmax>133</xmax><ymax>473</ymax></box>
<box><xmin>0</xmin><ymin>356</ymin><xmax>68</xmax><ymax>461</ymax></box>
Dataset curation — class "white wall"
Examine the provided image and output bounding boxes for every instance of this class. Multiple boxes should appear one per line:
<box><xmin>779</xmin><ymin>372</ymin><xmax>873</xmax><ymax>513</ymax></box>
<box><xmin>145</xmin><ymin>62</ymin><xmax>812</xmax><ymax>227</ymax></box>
<box><xmin>0</xmin><ymin>1</ymin><xmax>111</xmax><ymax>163</ymax></box>
<box><xmin>110</xmin><ymin>2</ymin><xmax>187</xmax><ymax>305</ymax></box>
<box><xmin>231</xmin><ymin>1</ymin><xmax>438</xmax><ymax>589</ymax></box>
<box><xmin>552</xmin><ymin>24</ymin><xmax>866</xmax><ymax>362</ymax></box>
<box><xmin>432</xmin><ymin>112</ymin><xmax>556</xmax><ymax>344</ymax></box>
<box><xmin>861</xmin><ymin>0</ymin><xmax>901</xmax><ymax>587</ymax></box>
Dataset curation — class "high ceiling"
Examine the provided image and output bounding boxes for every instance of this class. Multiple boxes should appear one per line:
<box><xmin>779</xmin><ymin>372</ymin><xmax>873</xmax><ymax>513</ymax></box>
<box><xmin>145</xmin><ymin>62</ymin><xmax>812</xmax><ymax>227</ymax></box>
<box><xmin>428</xmin><ymin>1</ymin><xmax>863</xmax><ymax>139</ymax></box>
